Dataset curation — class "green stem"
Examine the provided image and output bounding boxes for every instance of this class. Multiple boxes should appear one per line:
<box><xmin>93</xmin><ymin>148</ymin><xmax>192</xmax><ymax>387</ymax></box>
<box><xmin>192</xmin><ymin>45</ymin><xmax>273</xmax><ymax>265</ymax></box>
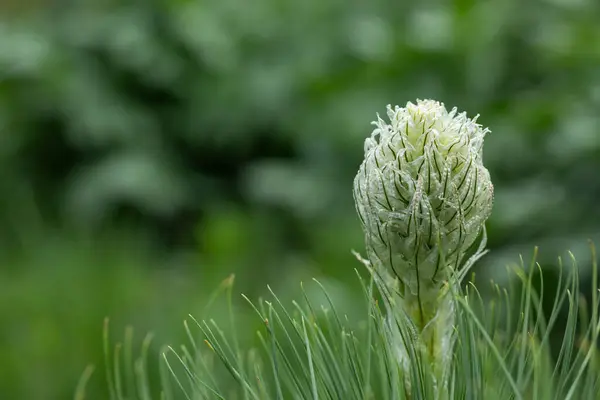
<box><xmin>403</xmin><ymin>287</ymin><xmax>456</xmax><ymax>392</ymax></box>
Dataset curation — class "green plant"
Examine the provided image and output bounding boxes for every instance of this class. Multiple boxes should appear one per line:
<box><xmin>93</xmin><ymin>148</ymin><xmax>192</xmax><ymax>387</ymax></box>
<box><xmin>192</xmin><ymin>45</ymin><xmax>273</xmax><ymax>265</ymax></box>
<box><xmin>84</xmin><ymin>101</ymin><xmax>600</xmax><ymax>400</ymax></box>
<box><xmin>86</xmin><ymin>247</ymin><xmax>600</xmax><ymax>400</ymax></box>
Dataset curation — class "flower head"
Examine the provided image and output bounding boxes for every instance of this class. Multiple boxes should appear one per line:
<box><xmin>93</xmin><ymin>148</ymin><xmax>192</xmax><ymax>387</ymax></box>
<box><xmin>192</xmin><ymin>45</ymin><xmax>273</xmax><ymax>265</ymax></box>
<box><xmin>353</xmin><ymin>99</ymin><xmax>493</xmax><ymax>299</ymax></box>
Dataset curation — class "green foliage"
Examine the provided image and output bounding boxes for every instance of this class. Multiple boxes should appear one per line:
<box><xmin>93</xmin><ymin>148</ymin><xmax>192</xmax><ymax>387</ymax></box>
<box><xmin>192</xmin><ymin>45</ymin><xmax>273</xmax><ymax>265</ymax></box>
<box><xmin>2</xmin><ymin>0</ymin><xmax>600</xmax><ymax>251</ymax></box>
<box><xmin>94</xmin><ymin>246</ymin><xmax>600</xmax><ymax>400</ymax></box>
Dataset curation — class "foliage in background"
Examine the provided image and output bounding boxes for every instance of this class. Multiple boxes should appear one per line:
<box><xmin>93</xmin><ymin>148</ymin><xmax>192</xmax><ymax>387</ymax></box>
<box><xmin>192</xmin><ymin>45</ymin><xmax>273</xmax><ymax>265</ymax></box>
<box><xmin>1</xmin><ymin>0</ymin><xmax>600</xmax><ymax>399</ymax></box>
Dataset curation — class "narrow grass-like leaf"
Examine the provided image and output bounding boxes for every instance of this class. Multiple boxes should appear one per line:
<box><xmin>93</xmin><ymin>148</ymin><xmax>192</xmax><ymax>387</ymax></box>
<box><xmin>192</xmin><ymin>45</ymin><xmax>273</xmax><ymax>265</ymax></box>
<box><xmin>267</xmin><ymin>304</ymin><xmax>284</xmax><ymax>400</ymax></box>
<box><xmin>457</xmin><ymin>296</ymin><xmax>523</xmax><ymax>400</ymax></box>
<box><xmin>103</xmin><ymin>318</ymin><xmax>117</xmax><ymax>400</ymax></box>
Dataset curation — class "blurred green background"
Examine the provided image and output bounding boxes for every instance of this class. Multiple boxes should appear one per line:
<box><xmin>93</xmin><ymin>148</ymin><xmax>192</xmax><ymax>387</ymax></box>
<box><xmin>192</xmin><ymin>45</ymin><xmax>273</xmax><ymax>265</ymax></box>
<box><xmin>1</xmin><ymin>0</ymin><xmax>600</xmax><ymax>398</ymax></box>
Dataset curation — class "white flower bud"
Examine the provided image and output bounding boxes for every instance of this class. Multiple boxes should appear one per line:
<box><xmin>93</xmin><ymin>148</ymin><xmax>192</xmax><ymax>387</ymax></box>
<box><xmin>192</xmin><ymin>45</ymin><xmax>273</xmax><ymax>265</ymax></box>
<box><xmin>353</xmin><ymin>99</ymin><xmax>493</xmax><ymax>305</ymax></box>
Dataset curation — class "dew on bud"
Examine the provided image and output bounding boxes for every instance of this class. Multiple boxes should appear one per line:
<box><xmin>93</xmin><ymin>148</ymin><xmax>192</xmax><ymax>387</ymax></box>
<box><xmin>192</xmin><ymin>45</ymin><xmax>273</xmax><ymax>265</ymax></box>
<box><xmin>353</xmin><ymin>99</ymin><xmax>494</xmax><ymax>303</ymax></box>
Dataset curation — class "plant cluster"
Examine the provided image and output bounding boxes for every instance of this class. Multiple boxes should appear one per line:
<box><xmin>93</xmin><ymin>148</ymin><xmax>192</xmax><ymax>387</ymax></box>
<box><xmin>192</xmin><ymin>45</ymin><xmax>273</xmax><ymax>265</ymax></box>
<box><xmin>92</xmin><ymin>101</ymin><xmax>600</xmax><ymax>400</ymax></box>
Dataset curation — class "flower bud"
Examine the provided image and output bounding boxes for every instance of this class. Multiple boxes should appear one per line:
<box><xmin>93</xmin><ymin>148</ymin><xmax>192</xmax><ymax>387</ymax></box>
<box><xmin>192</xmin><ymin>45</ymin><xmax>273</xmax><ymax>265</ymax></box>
<box><xmin>353</xmin><ymin>99</ymin><xmax>493</xmax><ymax>307</ymax></box>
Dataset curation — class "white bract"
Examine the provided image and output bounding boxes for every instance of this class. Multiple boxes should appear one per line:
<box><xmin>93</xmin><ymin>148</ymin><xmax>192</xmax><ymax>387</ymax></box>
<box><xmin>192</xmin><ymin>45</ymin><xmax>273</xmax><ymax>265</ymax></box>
<box><xmin>353</xmin><ymin>99</ymin><xmax>494</xmax><ymax>307</ymax></box>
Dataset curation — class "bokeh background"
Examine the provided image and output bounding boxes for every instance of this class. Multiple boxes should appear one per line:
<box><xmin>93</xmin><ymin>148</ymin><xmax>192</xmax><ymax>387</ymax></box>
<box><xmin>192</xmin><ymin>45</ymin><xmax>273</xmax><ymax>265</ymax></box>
<box><xmin>1</xmin><ymin>0</ymin><xmax>600</xmax><ymax>398</ymax></box>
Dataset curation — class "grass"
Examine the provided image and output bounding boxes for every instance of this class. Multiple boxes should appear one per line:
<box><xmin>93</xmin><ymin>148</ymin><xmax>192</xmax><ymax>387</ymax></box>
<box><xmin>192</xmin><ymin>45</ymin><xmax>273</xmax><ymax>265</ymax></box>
<box><xmin>80</xmin><ymin>242</ymin><xmax>600</xmax><ymax>400</ymax></box>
